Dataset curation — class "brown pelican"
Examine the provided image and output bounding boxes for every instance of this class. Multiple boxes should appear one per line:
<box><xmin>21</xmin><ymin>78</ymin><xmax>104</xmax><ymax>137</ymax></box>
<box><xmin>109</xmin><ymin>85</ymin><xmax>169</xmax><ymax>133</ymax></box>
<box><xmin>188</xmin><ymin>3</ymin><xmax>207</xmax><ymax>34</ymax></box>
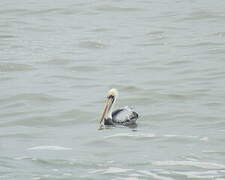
<box><xmin>99</xmin><ymin>88</ymin><xmax>138</xmax><ymax>129</ymax></box>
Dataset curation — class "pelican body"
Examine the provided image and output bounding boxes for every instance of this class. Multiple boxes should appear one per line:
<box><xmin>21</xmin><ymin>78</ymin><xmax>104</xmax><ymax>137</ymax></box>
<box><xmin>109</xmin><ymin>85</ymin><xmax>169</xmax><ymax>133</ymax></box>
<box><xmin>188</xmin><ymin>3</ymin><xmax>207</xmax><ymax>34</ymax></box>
<box><xmin>99</xmin><ymin>89</ymin><xmax>138</xmax><ymax>129</ymax></box>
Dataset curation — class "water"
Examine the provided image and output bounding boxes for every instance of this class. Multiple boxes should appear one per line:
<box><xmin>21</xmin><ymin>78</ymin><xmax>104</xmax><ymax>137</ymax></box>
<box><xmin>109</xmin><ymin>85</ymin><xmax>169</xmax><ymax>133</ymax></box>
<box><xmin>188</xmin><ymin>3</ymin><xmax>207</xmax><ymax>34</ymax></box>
<box><xmin>1</xmin><ymin>0</ymin><xmax>225</xmax><ymax>179</ymax></box>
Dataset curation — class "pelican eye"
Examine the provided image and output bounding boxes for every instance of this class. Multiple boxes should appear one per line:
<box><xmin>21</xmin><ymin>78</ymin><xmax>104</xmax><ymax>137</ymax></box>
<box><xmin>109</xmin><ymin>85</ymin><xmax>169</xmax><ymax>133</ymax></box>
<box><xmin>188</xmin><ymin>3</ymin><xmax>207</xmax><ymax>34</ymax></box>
<box><xmin>107</xmin><ymin>95</ymin><xmax>115</xmax><ymax>100</ymax></box>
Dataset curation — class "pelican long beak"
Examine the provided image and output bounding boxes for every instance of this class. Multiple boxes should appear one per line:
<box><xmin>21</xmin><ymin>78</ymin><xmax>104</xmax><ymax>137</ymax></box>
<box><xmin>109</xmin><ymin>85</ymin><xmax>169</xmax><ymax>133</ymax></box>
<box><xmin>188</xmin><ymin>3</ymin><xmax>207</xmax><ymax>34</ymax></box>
<box><xmin>99</xmin><ymin>97</ymin><xmax>114</xmax><ymax>129</ymax></box>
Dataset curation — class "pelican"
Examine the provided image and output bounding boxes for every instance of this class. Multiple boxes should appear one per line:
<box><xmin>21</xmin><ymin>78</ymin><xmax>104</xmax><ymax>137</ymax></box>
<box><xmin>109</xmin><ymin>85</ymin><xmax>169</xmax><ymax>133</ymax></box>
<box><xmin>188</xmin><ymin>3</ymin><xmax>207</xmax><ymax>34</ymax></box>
<box><xmin>99</xmin><ymin>88</ymin><xmax>138</xmax><ymax>129</ymax></box>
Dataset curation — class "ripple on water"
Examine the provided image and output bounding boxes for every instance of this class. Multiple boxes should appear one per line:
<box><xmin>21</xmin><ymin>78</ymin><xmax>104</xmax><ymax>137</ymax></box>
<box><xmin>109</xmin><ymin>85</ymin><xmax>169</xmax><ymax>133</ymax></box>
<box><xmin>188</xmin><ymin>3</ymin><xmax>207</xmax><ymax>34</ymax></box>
<box><xmin>22</xmin><ymin>8</ymin><xmax>64</xmax><ymax>16</ymax></box>
<box><xmin>211</xmin><ymin>31</ymin><xmax>225</xmax><ymax>37</ymax></box>
<box><xmin>104</xmin><ymin>133</ymin><xmax>209</xmax><ymax>143</ymax></box>
<box><xmin>138</xmin><ymin>170</ymin><xmax>174</xmax><ymax>180</ymax></box>
<box><xmin>95</xmin><ymin>6</ymin><xmax>144</xmax><ymax>13</ymax></box>
<box><xmin>58</xmin><ymin>109</ymin><xmax>95</xmax><ymax>124</ymax></box>
<box><xmin>105</xmin><ymin>133</ymin><xmax>156</xmax><ymax>139</ymax></box>
<box><xmin>78</xmin><ymin>40</ymin><xmax>108</xmax><ymax>49</ymax></box>
<box><xmin>0</xmin><ymin>9</ymin><xmax>29</xmax><ymax>15</ymax></box>
<box><xmin>14</xmin><ymin>156</ymin><xmax>98</xmax><ymax>169</ymax></box>
<box><xmin>0</xmin><ymin>93</ymin><xmax>64</xmax><ymax>104</ymax></box>
<box><xmin>28</xmin><ymin>146</ymin><xmax>72</xmax><ymax>151</ymax></box>
<box><xmin>178</xmin><ymin>10</ymin><xmax>222</xmax><ymax>21</ymax></box>
<box><xmin>68</xmin><ymin>65</ymin><xmax>100</xmax><ymax>72</ymax></box>
<box><xmin>38</xmin><ymin>58</ymin><xmax>73</xmax><ymax>65</ymax></box>
<box><xmin>0</xmin><ymin>63</ymin><xmax>34</xmax><ymax>72</ymax></box>
<box><xmin>152</xmin><ymin>160</ymin><xmax>225</xmax><ymax>169</ymax></box>
<box><xmin>139</xmin><ymin>169</ymin><xmax>225</xmax><ymax>180</ymax></box>
<box><xmin>176</xmin><ymin>42</ymin><xmax>225</xmax><ymax>48</ymax></box>
<box><xmin>87</xmin><ymin>164</ymin><xmax>225</xmax><ymax>179</ymax></box>
<box><xmin>0</xmin><ymin>35</ymin><xmax>16</xmax><ymax>39</ymax></box>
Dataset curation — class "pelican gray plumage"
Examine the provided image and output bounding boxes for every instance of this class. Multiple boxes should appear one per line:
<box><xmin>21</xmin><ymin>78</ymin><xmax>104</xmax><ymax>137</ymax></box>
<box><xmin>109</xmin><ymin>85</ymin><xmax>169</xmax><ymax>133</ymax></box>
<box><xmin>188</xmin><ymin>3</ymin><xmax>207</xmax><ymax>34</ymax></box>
<box><xmin>99</xmin><ymin>88</ymin><xmax>138</xmax><ymax>129</ymax></box>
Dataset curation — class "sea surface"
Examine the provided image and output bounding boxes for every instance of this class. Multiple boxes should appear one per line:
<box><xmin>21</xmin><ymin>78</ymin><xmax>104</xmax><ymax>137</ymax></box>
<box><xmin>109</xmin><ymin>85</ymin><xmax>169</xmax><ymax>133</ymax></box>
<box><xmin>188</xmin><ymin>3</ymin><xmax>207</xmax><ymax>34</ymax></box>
<box><xmin>1</xmin><ymin>0</ymin><xmax>225</xmax><ymax>179</ymax></box>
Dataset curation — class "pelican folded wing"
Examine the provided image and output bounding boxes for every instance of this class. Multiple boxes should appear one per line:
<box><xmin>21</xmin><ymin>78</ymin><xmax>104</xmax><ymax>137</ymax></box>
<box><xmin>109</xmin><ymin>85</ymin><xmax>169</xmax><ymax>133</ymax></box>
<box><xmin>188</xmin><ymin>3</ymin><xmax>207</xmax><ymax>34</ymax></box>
<box><xmin>112</xmin><ymin>107</ymin><xmax>138</xmax><ymax>126</ymax></box>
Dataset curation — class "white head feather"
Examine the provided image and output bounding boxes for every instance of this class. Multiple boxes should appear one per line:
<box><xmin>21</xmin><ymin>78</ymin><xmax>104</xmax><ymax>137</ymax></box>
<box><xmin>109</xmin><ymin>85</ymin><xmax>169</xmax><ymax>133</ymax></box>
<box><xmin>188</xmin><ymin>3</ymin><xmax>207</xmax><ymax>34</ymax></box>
<box><xmin>107</xmin><ymin>88</ymin><xmax>118</xmax><ymax>98</ymax></box>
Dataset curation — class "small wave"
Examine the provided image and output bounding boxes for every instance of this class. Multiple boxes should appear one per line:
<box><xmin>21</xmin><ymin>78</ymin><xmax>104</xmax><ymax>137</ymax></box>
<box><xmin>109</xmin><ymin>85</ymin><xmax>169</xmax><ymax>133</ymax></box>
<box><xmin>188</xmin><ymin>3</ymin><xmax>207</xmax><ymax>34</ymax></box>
<box><xmin>95</xmin><ymin>6</ymin><xmax>143</xmax><ymax>13</ymax></box>
<box><xmin>203</xmin><ymin>150</ymin><xmax>225</xmax><ymax>155</ymax></box>
<box><xmin>23</xmin><ymin>8</ymin><xmax>64</xmax><ymax>15</ymax></box>
<box><xmin>14</xmin><ymin>156</ymin><xmax>37</xmax><ymax>160</ymax></box>
<box><xmin>138</xmin><ymin>170</ymin><xmax>174</xmax><ymax>180</ymax></box>
<box><xmin>0</xmin><ymin>35</ymin><xmax>16</xmax><ymax>39</ymax></box>
<box><xmin>41</xmin><ymin>58</ymin><xmax>73</xmax><ymax>65</ymax></box>
<box><xmin>89</xmin><ymin>167</ymin><xmax>131</xmax><ymax>174</ymax></box>
<box><xmin>105</xmin><ymin>133</ymin><xmax>208</xmax><ymax>142</ymax></box>
<box><xmin>164</xmin><ymin>134</ymin><xmax>209</xmax><ymax>142</ymax></box>
<box><xmin>152</xmin><ymin>161</ymin><xmax>225</xmax><ymax>169</ymax></box>
<box><xmin>105</xmin><ymin>133</ymin><xmax>156</xmax><ymax>139</ymax></box>
<box><xmin>0</xmin><ymin>63</ymin><xmax>33</xmax><ymax>72</ymax></box>
<box><xmin>68</xmin><ymin>65</ymin><xmax>100</xmax><ymax>72</ymax></box>
<box><xmin>103</xmin><ymin>167</ymin><xmax>131</xmax><ymax>174</ymax></box>
<box><xmin>140</xmin><ymin>169</ymin><xmax>225</xmax><ymax>179</ymax></box>
<box><xmin>156</xmin><ymin>169</ymin><xmax>225</xmax><ymax>179</ymax></box>
<box><xmin>78</xmin><ymin>40</ymin><xmax>107</xmax><ymax>49</ymax></box>
<box><xmin>1</xmin><ymin>93</ymin><xmax>63</xmax><ymax>103</ymax></box>
<box><xmin>28</xmin><ymin>146</ymin><xmax>72</xmax><ymax>151</ymax></box>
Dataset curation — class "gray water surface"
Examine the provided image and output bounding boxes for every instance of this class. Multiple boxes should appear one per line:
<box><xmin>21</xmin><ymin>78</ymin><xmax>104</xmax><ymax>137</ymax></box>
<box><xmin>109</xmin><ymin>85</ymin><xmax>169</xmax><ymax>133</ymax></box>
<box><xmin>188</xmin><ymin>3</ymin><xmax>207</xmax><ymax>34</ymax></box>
<box><xmin>1</xmin><ymin>0</ymin><xmax>225</xmax><ymax>179</ymax></box>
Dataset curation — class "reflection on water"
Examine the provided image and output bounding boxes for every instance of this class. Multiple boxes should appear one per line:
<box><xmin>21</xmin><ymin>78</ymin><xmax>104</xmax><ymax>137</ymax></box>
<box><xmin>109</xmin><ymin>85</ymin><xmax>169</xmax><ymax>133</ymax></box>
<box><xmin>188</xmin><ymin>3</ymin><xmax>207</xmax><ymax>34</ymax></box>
<box><xmin>1</xmin><ymin>0</ymin><xmax>225</xmax><ymax>179</ymax></box>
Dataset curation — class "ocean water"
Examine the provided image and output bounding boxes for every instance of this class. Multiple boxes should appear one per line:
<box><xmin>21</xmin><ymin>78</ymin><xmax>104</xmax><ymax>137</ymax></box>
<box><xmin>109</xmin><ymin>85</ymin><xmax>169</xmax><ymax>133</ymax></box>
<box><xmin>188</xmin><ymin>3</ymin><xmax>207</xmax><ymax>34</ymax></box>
<box><xmin>1</xmin><ymin>0</ymin><xmax>225</xmax><ymax>179</ymax></box>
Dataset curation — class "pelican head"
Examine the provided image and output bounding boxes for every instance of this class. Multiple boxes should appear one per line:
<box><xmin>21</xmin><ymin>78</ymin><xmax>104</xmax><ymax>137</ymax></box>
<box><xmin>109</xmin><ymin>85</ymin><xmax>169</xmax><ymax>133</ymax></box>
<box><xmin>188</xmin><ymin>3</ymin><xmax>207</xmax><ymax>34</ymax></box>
<box><xmin>99</xmin><ymin>88</ymin><xmax>118</xmax><ymax>129</ymax></box>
